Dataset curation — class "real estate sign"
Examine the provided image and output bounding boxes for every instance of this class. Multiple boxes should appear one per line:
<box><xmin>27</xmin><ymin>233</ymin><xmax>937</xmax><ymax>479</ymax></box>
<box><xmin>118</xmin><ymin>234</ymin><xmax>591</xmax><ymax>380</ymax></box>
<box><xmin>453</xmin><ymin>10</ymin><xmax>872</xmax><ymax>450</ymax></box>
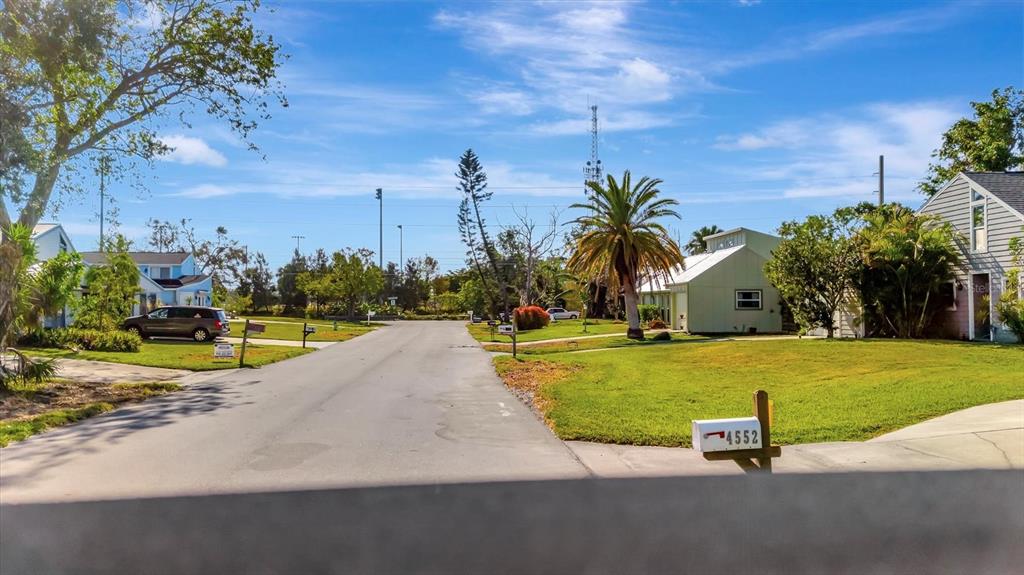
<box><xmin>213</xmin><ymin>343</ymin><xmax>235</xmax><ymax>358</ymax></box>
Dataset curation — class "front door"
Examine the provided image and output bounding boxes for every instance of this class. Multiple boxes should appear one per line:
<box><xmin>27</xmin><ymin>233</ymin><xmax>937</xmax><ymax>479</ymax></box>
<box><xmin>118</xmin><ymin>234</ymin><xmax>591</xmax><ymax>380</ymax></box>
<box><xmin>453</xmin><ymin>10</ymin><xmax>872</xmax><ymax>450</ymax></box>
<box><xmin>973</xmin><ymin>273</ymin><xmax>991</xmax><ymax>341</ymax></box>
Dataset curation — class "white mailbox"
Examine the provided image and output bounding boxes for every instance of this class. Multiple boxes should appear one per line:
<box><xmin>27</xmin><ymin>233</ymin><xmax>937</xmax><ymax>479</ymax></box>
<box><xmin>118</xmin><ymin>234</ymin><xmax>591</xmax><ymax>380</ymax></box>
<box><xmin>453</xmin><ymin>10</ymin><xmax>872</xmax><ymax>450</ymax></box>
<box><xmin>498</xmin><ymin>324</ymin><xmax>514</xmax><ymax>335</ymax></box>
<box><xmin>692</xmin><ymin>417</ymin><xmax>763</xmax><ymax>453</ymax></box>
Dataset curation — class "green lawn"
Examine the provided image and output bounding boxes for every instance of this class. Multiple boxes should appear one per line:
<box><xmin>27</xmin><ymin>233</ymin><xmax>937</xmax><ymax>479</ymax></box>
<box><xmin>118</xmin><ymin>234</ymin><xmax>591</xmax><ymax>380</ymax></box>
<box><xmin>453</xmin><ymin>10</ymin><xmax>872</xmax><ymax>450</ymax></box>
<box><xmin>229</xmin><ymin>319</ymin><xmax>374</xmax><ymax>342</ymax></box>
<box><xmin>467</xmin><ymin>318</ymin><xmax>630</xmax><ymax>343</ymax></box>
<box><xmin>1</xmin><ymin>403</ymin><xmax>115</xmax><ymax>447</ymax></box>
<box><xmin>483</xmin><ymin>334</ymin><xmax>706</xmax><ymax>355</ymax></box>
<box><xmin>22</xmin><ymin>340</ymin><xmax>311</xmax><ymax>370</ymax></box>
<box><xmin>495</xmin><ymin>339</ymin><xmax>1024</xmax><ymax>447</ymax></box>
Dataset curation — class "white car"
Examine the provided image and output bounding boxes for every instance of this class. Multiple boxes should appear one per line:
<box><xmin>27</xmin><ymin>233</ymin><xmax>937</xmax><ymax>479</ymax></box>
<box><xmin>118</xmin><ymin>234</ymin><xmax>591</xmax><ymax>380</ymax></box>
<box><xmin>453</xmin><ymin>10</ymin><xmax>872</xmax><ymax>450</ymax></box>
<box><xmin>546</xmin><ymin>307</ymin><xmax>580</xmax><ymax>320</ymax></box>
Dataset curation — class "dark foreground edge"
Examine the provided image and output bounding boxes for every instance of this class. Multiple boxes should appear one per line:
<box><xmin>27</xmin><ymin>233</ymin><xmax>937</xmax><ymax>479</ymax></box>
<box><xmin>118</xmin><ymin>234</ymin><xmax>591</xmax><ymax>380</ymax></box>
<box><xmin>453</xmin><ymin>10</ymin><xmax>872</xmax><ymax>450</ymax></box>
<box><xmin>3</xmin><ymin>471</ymin><xmax>1022</xmax><ymax>574</ymax></box>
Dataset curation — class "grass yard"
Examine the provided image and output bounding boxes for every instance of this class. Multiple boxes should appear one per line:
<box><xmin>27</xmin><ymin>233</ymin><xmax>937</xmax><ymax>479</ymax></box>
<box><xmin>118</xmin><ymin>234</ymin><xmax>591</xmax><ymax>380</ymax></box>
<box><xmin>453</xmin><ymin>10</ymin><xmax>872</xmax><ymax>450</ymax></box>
<box><xmin>483</xmin><ymin>334</ymin><xmax>706</xmax><ymax>355</ymax></box>
<box><xmin>495</xmin><ymin>338</ymin><xmax>1024</xmax><ymax>447</ymax></box>
<box><xmin>229</xmin><ymin>319</ymin><xmax>374</xmax><ymax>342</ymax></box>
<box><xmin>467</xmin><ymin>318</ymin><xmax>630</xmax><ymax>343</ymax></box>
<box><xmin>22</xmin><ymin>340</ymin><xmax>311</xmax><ymax>370</ymax></box>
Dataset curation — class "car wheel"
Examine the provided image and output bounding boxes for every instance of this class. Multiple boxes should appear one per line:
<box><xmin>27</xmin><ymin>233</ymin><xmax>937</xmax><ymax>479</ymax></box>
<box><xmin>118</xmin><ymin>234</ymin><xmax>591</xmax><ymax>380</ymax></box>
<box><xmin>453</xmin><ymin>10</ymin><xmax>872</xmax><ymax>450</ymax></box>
<box><xmin>126</xmin><ymin>325</ymin><xmax>146</xmax><ymax>339</ymax></box>
<box><xmin>192</xmin><ymin>328</ymin><xmax>210</xmax><ymax>342</ymax></box>
<box><xmin>570</xmin><ymin>314</ymin><xmax>578</xmax><ymax>319</ymax></box>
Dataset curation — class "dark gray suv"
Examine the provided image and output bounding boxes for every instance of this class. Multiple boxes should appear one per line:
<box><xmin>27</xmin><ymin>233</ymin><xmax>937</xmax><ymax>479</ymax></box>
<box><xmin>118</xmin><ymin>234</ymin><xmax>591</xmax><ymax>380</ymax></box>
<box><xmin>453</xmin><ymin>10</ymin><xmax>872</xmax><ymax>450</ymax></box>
<box><xmin>122</xmin><ymin>306</ymin><xmax>230</xmax><ymax>342</ymax></box>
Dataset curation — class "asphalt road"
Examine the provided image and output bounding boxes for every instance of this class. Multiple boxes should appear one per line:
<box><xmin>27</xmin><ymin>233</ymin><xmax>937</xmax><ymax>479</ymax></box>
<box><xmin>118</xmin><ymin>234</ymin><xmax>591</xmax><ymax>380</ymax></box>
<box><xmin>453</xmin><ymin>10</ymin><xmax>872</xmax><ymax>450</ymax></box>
<box><xmin>1</xmin><ymin>322</ymin><xmax>587</xmax><ymax>503</ymax></box>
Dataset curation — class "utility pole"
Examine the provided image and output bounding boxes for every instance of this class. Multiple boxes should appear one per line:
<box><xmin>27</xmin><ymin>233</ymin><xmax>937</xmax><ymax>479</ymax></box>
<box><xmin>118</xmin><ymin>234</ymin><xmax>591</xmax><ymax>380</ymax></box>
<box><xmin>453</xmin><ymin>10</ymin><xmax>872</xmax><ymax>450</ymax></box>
<box><xmin>291</xmin><ymin>235</ymin><xmax>305</xmax><ymax>252</ymax></box>
<box><xmin>375</xmin><ymin>188</ymin><xmax>383</xmax><ymax>269</ymax></box>
<box><xmin>397</xmin><ymin>224</ymin><xmax>403</xmax><ymax>279</ymax></box>
<box><xmin>98</xmin><ymin>155</ymin><xmax>109</xmax><ymax>250</ymax></box>
<box><xmin>877</xmin><ymin>155</ymin><xmax>885</xmax><ymax>206</ymax></box>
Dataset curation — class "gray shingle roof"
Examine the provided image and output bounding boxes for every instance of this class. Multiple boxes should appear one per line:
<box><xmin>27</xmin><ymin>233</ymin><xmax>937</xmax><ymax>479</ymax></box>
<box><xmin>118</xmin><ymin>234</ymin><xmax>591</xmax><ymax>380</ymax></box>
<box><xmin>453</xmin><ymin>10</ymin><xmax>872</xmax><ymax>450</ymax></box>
<box><xmin>80</xmin><ymin>251</ymin><xmax>190</xmax><ymax>265</ymax></box>
<box><xmin>965</xmin><ymin>172</ymin><xmax>1024</xmax><ymax>216</ymax></box>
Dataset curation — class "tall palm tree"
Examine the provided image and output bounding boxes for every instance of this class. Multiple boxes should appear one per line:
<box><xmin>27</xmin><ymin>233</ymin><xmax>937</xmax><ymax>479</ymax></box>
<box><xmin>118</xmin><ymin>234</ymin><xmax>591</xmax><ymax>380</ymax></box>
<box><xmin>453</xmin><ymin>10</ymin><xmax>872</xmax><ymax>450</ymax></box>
<box><xmin>568</xmin><ymin>171</ymin><xmax>684</xmax><ymax>339</ymax></box>
<box><xmin>685</xmin><ymin>225</ymin><xmax>723</xmax><ymax>255</ymax></box>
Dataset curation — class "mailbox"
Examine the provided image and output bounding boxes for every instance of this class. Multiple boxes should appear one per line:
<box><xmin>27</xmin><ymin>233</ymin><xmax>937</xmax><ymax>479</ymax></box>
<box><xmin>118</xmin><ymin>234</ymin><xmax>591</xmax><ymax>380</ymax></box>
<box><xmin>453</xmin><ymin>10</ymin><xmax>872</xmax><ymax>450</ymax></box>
<box><xmin>304</xmin><ymin>325</ymin><xmax>317</xmax><ymax>334</ymax></box>
<box><xmin>692</xmin><ymin>417</ymin><xmax>763</xmax><ymax>453</ymax></box>
<box><xmin>498</xmin><ymin>324</ymin><xmax>514</xmax><ymax>335</ymax></box>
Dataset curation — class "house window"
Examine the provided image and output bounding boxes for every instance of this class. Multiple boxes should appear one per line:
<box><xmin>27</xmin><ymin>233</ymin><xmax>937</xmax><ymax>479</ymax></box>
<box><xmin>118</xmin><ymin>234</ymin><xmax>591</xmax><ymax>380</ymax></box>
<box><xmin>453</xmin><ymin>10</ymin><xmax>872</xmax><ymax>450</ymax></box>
<box><xmin>155</xmin><ymin>266</ymin><xmax>171</xmax><ymax>279</ymax></box>
<box><xmin>938</xmin><ymin>281</ymin><xmax>957</xmax><ymax>311</ymax></box>
<box><xmin>59</xmin><ymin>236</ymin><xmax>67</xmax><ymax>253</ymax></box>
<box><xmin>971</xmin><ymin>189</ymin><xmax>987</xmax><ymax>252</ymax></box>
<box><xmin>735</xmin><ymin>290</ymin><xmax>763</xmax><ymax>310</ymax></box>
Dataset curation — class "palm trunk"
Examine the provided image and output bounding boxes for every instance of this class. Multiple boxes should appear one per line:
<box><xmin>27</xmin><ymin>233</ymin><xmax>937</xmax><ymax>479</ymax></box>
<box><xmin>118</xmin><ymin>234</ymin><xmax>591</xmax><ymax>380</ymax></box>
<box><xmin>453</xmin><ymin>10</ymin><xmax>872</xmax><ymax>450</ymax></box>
<box><xmin>623</xmin><ymin>276</ymin><xmax>643</xmax><ymax>339</ymax></box>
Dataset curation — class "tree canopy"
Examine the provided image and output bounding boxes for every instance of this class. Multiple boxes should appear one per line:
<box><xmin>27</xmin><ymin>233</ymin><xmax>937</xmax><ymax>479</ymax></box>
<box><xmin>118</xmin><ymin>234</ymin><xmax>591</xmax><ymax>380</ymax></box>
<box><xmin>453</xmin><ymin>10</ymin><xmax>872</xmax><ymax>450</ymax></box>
<box><xmin>920</xmin><ymin>87</ymin><xmax>1023</xmax><ymax>196</ymax></box>
<box><xmin>0</xmin><ymin>0</ymin><xmax>285</xmax><ymax>227</ymax></box>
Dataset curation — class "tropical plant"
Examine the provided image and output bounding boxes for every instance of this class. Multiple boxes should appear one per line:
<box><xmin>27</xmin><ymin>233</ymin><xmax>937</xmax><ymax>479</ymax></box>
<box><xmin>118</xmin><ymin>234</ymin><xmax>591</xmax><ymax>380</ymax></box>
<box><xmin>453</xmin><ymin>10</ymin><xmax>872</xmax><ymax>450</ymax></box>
<box><xmin>513</xmin><ymin>306</ymin><xmax>550</xmax><ymax>331</ymax></box>
<box><xmin>919</xmin><ymin>87</ymin><xmax>1024</xmax><ymax>196</ymax></box>
<box><xmin>568</xmin><ymin>171</ymin><xmax>684</xmax><ymax>339</ymax></box>
<box><xmin>764</xmin><ymin>213</ymin><xmax>861</xmax><ymax>338</ymax></box>
<box><xmin>0</xmin><ymin>223</ymin><xmax>37</xmax><ymax>351</ymax></box>
<box><xmin>854</xmin><ymin>207</ymin><xmax>962</xmax><ymax>338</ymax></box>
<box><xmin>995</xmin><ymin>232</ymin><xmax>1024</xmax><ymax>342</ymax></box>
<box><xmin>28</xmin><ymin>251</ymin><xmax>84</xmax><ymax>331</ymax></box>
<box><xmin>76</xmin><ymin>235</ymin><xmax>140</xmax><ymax>331</ymax></box>
<box><xmin>685</xmin><ymin>225</ymin><xmax>723</xmax><ymax>255</ymax></box>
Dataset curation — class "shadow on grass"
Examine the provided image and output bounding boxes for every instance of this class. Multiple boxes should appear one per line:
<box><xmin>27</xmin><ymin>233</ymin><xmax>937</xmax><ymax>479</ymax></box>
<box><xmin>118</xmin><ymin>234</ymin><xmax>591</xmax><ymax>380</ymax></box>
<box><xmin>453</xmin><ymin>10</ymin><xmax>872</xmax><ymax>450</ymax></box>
<box><xmin>0</xmin><ymin>378</ymin><xmax>254</xmax><ymax>488</ymax></box>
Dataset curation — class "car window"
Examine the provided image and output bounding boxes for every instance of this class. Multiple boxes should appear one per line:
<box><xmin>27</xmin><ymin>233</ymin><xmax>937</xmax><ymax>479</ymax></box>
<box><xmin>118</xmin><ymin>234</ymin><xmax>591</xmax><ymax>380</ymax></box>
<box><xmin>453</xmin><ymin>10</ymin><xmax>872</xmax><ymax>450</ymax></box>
<box><xmin>149</xmin><ymin>308</ymin><xmax>168</xmax><ymax>319</ymax></box>
<box><xmin>216</xmin><ymin>310</ymin><xmax>227</xmax><ymax>321</ymax></box>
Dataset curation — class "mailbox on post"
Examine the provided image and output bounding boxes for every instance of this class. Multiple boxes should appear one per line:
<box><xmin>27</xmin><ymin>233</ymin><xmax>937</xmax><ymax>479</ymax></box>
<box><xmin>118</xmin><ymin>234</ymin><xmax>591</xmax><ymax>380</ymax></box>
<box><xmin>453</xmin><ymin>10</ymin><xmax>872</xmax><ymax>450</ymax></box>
<box><xmin>692</xmin><ymin>417</ymin><xmax>763</xmax><ymax>452</ymax></box>
<box><xmin>692</xmin><ymin>390</ymin><xmax>781</xmax><ymax>473</ymax></box>
<box><xmin>497</xmin><ymin>324</ymin><xmax>514</xmax><ymax>335</ymax></box>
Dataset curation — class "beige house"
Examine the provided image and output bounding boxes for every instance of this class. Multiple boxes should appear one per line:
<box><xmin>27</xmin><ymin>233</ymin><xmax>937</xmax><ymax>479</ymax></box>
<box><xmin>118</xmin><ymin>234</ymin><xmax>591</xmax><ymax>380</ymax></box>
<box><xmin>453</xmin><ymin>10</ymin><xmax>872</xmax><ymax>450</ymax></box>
<box><xmin>640</xmin><ymin>228</ymin><xmax>784</xmax><ymax>334</ymax></box>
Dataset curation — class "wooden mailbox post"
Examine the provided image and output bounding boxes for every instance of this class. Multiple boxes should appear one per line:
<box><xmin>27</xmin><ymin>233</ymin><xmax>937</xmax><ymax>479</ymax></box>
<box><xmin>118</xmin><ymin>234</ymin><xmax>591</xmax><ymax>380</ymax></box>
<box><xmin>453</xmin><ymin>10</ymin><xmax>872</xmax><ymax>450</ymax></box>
<box><xmin>693</xmin><ymin>390</ymin><xmax>781</xmax><ymax>473</ymax></box>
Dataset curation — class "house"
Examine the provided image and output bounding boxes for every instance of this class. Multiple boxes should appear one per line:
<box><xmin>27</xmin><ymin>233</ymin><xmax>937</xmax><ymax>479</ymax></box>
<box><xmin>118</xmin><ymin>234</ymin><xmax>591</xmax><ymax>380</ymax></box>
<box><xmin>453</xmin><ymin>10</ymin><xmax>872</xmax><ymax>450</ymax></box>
<box><xmin>31</xmin><ymin>223</ymin><xmax>79</xmax><ymax>327</ymax></box>
<box><xmin>919</xmin><ymin>171</ymin><xmax>1024</xmax><ymax>342</ymax></box>
<box><xmin>639</xmin><ymin>228</ymin><xmax>784</xmax><ymax>334</ymax></box>
<box><xmin>79</xmin><ymin>251</ymin><xmax>213</xmax><ymax>315</ymax></box>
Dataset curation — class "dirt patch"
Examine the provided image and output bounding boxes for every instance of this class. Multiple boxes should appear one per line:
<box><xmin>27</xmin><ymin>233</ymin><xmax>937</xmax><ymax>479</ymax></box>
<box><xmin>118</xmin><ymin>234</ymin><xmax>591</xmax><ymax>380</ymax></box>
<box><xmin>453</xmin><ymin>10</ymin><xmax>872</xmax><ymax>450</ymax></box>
<box><xmin>1</xmin><ymin>380</ymin><xmax>181</xmax><ymax>421</ymax></box>
<box><xmin>493</xmin><ymin>358</ymin><xmax>580</xmax><ymax>425</ymax></box>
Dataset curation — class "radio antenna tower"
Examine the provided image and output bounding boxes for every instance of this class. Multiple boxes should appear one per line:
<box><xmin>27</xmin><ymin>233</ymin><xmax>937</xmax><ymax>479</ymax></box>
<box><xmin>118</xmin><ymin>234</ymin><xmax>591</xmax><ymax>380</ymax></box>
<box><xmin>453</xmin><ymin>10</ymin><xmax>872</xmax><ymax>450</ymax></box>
<box><xmin>583</xmin><ymin>104</ymin><xmax>602</xmax><ymax>193</ymax></box>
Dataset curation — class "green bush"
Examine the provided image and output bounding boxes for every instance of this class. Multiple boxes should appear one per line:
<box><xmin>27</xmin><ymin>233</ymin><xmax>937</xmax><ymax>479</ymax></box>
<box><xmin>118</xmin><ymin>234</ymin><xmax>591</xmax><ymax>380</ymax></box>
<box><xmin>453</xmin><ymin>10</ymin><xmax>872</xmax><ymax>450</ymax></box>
<box><xmin>995</xmin><ymin>270</ymin><xmax>1024</xmax><ymax>343</ymax></box>
<box><xmin>638</xmin><ymin>304</ymin><xmax>661</xmax><ymax>323</ymax></box>
<box><xmin>514</xmin><ymin>306</ymin><xmax>551</xmax><ymax>330</ymax></box>
<box><xmin>19</xmin><ymin>328</ymin><xmax>141</xmax><ymax>352</ymax></box>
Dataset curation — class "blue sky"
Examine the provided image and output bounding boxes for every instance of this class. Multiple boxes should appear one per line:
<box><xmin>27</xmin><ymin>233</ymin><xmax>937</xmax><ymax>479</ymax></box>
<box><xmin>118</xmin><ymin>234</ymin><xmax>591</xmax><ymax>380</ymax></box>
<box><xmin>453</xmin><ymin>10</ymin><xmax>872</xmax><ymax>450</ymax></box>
<box><xmin>46</xmin><ymin>0</ymin><xmax>1023</xmax><ymax>272</ymax></box>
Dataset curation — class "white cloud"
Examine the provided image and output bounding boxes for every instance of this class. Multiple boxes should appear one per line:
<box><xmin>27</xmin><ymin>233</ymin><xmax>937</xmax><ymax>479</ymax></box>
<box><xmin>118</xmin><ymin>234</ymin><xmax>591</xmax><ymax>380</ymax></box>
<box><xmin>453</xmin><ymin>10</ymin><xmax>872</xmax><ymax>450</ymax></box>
<box><xmin>472</xmin><ymin>89</ymin><xmax>535</xmax><ymax>116</ymax></box>
<box><xmin>715</xmin><ymin>101</ymin><xmax>961</xmax><ymax>201</ymax></box>
<box><xmin>159</xmin><ymin>135</ymin><xmax>227</xmax><ymax>167</ymax></box>
<box><xmin>175</xmin><ymin>184</ymin><xmax>236</xmax><ymax>198</ymax></box>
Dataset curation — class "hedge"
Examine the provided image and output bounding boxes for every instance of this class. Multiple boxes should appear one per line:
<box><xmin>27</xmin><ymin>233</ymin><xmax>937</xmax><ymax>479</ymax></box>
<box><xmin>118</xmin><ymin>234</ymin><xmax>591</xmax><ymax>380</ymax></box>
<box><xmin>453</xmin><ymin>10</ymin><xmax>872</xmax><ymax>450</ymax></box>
<box><xmin>513</xmin><ymin>306</ymin><xmax>550</xmax><ymax>331</ymax></box>
<box><xmin>19</xmin><ymin>328</ymin><xmax>142</xmax><ymax>352</ymax></box>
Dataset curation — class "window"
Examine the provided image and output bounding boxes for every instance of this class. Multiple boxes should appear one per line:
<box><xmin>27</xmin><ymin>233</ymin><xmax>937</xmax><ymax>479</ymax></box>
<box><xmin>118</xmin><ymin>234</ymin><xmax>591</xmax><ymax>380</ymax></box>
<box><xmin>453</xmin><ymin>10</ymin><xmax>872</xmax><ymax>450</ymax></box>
<box><xmin>156</xmin><ymin>266</ymin><xmax>171</xmax><ymax>279</ymax></box>
<box><xmin>938</xmin><ymin>281</ymin><xmax>957</xmax><ymax>311</ymax></box>
<box><xmin>735</xmin><ymin>290</ymin><xmax>763</xmax><ymax>310</ymax></box>
<box><xmin>971</xmin><ymin>189</ymin><xmax>987</xmax><ymax>252</ymax></box>
<box><xmin>148</xmin><ymin>308</ymin><xmax>169</xmax><ymax>319</ymax></box>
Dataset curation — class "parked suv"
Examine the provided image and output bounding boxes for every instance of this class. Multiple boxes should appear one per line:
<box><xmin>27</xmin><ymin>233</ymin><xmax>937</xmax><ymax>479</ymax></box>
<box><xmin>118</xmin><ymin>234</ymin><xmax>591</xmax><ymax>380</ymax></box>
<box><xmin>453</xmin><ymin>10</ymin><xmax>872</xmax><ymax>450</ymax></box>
<box><xmin>122</xmin><ymin>306</ymin><xmax>230</xmax><ymax>342</ymax></box>
<box><xmin>545</xmin><ymin>307</ymin><xmax>580</xmax><ymax>320</ymax></box>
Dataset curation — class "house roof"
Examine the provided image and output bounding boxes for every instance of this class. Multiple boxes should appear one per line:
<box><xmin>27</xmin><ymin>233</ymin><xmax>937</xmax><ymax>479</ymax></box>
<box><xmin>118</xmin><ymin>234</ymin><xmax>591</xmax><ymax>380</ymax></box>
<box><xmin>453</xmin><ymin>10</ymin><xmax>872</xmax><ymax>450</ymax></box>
<box><xmin>31</xmin><ymin>223</ymin><xmax>59</xmax><ymax>238</ymax></box>
<box><xmin>80</xmin><ymin>251</ymin><xmax>191</xmax><ymax>265</ymax></box>
<box><xmin>153</xmin><ymin>275</ymin><xmax>208</xmax><ymax>288</ymax></box>
<box><xmin>963</xmin><ymin>171</ymin><xmax>1024</xmax><ymax>217</ymax></box>
<box><xmin>640</xmin><ymin>245</ymin><xmax>745</xmax><ymax>291</ymax></box>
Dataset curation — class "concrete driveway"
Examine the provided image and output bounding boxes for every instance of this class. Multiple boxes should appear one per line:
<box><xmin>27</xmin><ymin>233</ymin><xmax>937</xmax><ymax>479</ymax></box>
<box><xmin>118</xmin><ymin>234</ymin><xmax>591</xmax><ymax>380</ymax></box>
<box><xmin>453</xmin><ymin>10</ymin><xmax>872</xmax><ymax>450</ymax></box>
<box><xmin>0</xmin><ymin>322</ymin><xmax>586</xmax><ymax>503</ymax></box>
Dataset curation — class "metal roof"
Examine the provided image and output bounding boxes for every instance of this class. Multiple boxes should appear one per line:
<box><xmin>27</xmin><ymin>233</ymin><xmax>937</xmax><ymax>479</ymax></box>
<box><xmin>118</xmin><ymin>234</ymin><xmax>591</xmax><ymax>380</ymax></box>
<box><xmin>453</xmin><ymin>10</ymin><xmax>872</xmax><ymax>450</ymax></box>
<box><xmin>80</xmin><ymin>251</ymin><xmax>191</xmax><ymax>265</ymax></box>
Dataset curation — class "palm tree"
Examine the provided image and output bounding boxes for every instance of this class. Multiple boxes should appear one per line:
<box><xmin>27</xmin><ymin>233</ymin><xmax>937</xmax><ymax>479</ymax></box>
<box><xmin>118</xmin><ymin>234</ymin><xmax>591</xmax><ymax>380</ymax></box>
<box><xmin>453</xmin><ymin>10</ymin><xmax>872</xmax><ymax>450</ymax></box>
<box><xmin>568</xmin><ymin>171</ymin><xmax>684</xmax><ymax>339</ymax></box>
<box><xmin>685</xmin><ymin>225</ymin><xmax>723</xmax><ymax>255</ymax></box>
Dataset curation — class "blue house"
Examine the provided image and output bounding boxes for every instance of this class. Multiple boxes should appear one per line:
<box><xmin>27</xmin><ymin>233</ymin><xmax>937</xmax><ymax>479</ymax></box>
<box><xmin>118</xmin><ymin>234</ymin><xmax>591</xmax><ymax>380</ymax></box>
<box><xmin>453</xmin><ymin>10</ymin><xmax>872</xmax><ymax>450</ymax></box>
<box><xmin>79</xmin><ymin>251</ymin><xmax>214</xmax><ymax>315</ymax></box>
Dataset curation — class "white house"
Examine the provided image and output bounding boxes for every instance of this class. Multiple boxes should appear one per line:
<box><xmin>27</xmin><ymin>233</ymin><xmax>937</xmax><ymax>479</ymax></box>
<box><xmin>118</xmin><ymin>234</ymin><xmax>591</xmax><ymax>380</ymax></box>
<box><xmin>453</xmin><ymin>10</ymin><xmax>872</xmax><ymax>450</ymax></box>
<box><xmin>30</xmin><ymin>223</ymin><xmax>79</xmax><ymax>327</ymax></box>
<box><xmin>640</xmin><ymin>228</ymin><xmax>784</xmax><ymax>334</ymax></box>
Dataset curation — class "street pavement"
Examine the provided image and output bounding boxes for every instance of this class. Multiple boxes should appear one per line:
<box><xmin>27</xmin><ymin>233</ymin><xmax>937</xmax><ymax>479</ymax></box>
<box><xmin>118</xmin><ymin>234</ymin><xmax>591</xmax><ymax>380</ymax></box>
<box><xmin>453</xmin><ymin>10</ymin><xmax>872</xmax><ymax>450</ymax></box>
<box><xmin>0</xmin><ymin>322</ymin><xmax>587</xmax><ymax>503</ymax></box>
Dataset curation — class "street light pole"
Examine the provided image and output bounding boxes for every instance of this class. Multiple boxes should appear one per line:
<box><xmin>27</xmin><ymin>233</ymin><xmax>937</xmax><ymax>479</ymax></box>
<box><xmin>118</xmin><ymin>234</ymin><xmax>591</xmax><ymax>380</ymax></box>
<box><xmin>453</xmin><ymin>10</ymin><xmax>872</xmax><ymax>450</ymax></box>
<box><xmin>375</xmin><ymin>188</ymin><xmax>383</xmax><ymax>269</ymax></box>
<box><xmin>397</xmin><ymin>224</ymin><xmax>403</xmax><ymax>278</ymax></box>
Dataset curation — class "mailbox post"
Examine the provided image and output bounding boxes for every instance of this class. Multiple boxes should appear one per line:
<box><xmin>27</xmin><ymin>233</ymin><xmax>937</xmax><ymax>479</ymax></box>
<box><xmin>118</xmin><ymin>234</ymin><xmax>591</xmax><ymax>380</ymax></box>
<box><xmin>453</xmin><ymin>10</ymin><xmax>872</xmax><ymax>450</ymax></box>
<box><xmin>239</xmin><ymin>320</ymin><xmax>265</xmax><ymax>368</ymax></box>
<box><xmin>692</xmin><ymin>390</ymin><xmax>780</xmax><ymax>473</ymax></box>
<box><xmin>497</xmin><ymin>323</ymin><xmax>516</xmax><ymax>358</ymax></box>
<box><xmin>302</xmin><ymin>322</ymin><xmax>317</xmax><ymax>348</ymax></box>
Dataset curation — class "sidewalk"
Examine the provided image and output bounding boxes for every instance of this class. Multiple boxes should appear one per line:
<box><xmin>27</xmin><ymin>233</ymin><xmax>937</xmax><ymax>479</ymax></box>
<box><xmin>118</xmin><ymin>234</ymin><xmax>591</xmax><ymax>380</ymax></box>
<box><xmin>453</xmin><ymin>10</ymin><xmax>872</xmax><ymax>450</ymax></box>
<box><xmin>48</xmin><ymin>358</ymin><xmax>191</xmax><ymax>384</ymax></box>
<box><xmin>567</xmin><ymin>400</ymin><xmax>1024</xmax><ymax>477</ymax></box>
<box><xmin>221</xmin><ymin>337</ymin><xmax>335</xmax><ymax>349</ymax></box>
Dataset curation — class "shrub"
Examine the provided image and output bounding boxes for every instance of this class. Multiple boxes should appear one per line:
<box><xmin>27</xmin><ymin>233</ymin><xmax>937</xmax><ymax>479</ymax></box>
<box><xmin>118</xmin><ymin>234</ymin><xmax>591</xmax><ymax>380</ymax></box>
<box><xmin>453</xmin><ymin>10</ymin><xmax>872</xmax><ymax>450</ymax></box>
<box><xmin>513</xmin><ymin>306</ymin><xmax>550</xmax><ymax>330</ymax></box>
<box><xmin>648</xmin><ymin>318</ymin><xmax>667</xmax><ymax>330</ymax></box>
<box><xmin>651</xmin><ymin>331</ymin><xmax>671</xmax><ymax>341</ymax></box>
<box><xmin>18</xmin><ymin>328</ymin><xmax>141</xmax><ymax>352</ymax></box>
<box><xmin>638</xmin><ymin>304</ymin><xmax>661</xmax><ymax>323</ymax></box>
<box><xmin>995</xmin><ymin>270</ymin><xmax>1024</xmax><ymax>343</ymax></box>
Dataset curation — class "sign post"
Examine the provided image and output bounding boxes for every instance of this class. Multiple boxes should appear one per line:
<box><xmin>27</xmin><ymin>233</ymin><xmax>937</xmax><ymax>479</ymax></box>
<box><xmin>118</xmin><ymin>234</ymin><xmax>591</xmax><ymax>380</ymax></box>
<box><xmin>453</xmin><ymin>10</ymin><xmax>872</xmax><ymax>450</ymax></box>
<box><xmin>239</xmin><ymin>320</ymin><xmax>265</xmax><ymax>368</ymax></box>
<box><xmin>487</xmin><ymin>320</ymin><xmax>497</xmax><ymax>341</ymax></box>
<box><xmin>367</xmin><ymin>309</ymin><xmax>376</xmax><ymax>326</ymax></box>
<box><xmin>692</xmin><ymin>390</ymin><xmax>781</xmax><ymax>473</ymax></box>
